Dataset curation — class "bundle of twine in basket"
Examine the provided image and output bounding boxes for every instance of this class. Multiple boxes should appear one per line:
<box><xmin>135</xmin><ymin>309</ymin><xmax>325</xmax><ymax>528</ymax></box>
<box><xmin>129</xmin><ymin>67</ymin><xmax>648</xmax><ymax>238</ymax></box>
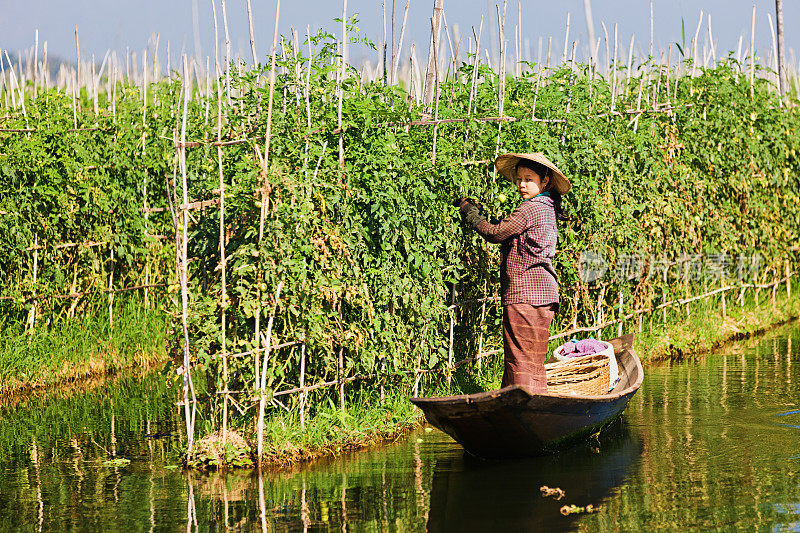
<box><xmin>545</xmin><ymin>353</ymin><xmax>611</xmax><ymax>395</ymax></box>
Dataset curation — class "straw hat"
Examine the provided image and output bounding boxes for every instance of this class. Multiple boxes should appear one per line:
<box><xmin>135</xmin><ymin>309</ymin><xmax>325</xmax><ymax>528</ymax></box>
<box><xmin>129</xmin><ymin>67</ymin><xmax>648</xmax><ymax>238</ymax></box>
<box><xmin>494</xmin><ymin>152</ymin><xmax>571</xmax><ymax>194</ymax></box>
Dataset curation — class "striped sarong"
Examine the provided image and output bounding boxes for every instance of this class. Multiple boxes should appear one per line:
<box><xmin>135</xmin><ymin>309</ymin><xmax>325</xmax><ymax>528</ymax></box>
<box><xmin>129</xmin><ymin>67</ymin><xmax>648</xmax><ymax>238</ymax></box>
<box><xmin>501</xmin><ymin>303</ymin><xmax>556</xmax><ymax>393</ymax></box>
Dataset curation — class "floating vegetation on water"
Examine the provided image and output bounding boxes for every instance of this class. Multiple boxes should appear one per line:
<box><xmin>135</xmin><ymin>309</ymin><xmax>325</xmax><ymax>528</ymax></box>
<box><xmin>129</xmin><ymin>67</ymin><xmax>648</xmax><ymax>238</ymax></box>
<box><xmin>102</xmin><ymin>458</ymin><xmax>131</xmax><ymax>468</ymax></box>
<box><xmin>540</xmin><ymin>485</ymin><xmax>566</xmax><ymax>500</ymax></box>
<box><xmin>560</xmin><ymin>503</ymin><xmax>599</xmax><ymax>516</ymax></box>
<box><xmin>186</xmin><ymin>430</ymin><xmax>253</xmax><ymax>469</ymax></box>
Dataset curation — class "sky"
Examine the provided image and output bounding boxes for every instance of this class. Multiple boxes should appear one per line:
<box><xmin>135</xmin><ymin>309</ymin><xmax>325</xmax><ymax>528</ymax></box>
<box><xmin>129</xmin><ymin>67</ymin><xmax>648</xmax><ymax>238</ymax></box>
<box><xmin>2</xmin><ymin>1</ymin><xmax>798</xmax><ymax>71</ymax></box>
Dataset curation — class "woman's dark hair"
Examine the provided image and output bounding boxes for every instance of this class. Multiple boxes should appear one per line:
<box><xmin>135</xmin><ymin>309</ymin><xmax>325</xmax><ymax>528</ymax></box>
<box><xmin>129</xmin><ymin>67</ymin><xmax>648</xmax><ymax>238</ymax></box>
<box><xmin>515</xmin><ymin>159</ymin><xmax>567</xmax><ymax>221</ymax></box>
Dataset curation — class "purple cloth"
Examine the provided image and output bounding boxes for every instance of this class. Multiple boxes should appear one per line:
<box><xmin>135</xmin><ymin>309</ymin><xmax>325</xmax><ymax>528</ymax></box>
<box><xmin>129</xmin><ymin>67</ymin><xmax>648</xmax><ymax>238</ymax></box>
<box><xmin>558</xmin><ymin>339</ymin><xmax>607</xmax><ymax>358</ymax></box>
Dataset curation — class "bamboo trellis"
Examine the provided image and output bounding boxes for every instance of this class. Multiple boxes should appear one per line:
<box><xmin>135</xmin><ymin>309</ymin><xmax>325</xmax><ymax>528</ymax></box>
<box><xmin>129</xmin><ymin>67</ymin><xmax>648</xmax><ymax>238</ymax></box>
<box><xmin>187</xmin><ymin>268</ymin><xmax>798</xmax><ymax>417</ymax></box>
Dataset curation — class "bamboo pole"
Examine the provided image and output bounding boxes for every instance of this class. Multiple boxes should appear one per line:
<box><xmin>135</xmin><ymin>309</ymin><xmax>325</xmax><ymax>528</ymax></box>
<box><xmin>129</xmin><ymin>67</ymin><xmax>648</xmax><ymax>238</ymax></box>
<box><xmin>492</xmin><ymin>1</ymin><xmax>507</xmax><ymax>178</ymax></box>
<box><xmin>423</xmin><ymin>0</ymin><xmax>444</xmax><ymax>106</ymax></box>
<box><xmin>215</xmin><ymin>54</ymin><xmax>228</xmax><ymax>444</ymax></box>
<box><xmin>736</xmin><ymin>35</ymin><xmax>744</xmax><ymax>66</ymax></box>
<box><xmin>33</xmin><ymin>30</ymin><xmax>38</xmax><ymax>103</ymax></box>
<box><xmin>787</xmin><ymin>261</ymin><xmax>791</xmax><ymax>297</ymax></box>
<box><xmin>596</xmin><ymin>286</ymin><xmax>605</xmax><ymax>330</ymax></box>
<box><xmin>338</xmin><ymin>344</ymin><xmax>345</xmax><ymax>413</ymax></box>
<box><xmin>584</xmin><ymin>0</ymin><xmax>596</xmax><ymax>66</ymax></box>
<box><xmin>546</xmin><ymin>36</ymin><xmax>552</xmax><ymax>71</ymax></box>
<box><xmin>562</xmin><ymin>12</ymin><xmax>570</xmax><ymax>65</ymax></box>
<box><xmin>1</xmin><ymin>51</ymin><xmax>7</xmax><ymax>109</ymax></box>
<box><xmin>431</xmin><ymin>16</ymin><xmax>440</xmax><ymax>165</ymax></box>
<box><xmin>153</xmin><ymin>34</ymin><xmax>160</xmax><ymax>82</ymax></box>
<box><xmin>75</xmin><ymin>26</ymin><xmax>81</xmax><ymax>112</ymax></box>
<box><xmin>381</xmin><ymin>0</ymin><xmax>387</xmax><ymax>83</ymax></box>
<box><xmin>766</xmin><ymin>14</ymin><xmax>777</xmax><ymax>91</ymax></box>
<box><xmin>299</xmin><ymin>344</ymin><xmax>307</xmax><ymax>428</ymax></box>
<box><xmin>108</xmin><ymin>246</ymin><xmax>114</xmax><ymax>330</ymax></box>
<box><xmin>256</xmin><ymin>280</ymin><xmax>283</xmax><ymax>464</ymax></box>
<box><xmin>477</xmin><ymin>280</ymin><xmax>487</xmax><ymax>370</ymax></box>
<box><xmin>112</xmin><ymin>52</ymin><xmax>117</xmax><ymax>120</ymax></box>
<box><xmin>143</xmin><ymin>49</ymin><xmax>150</xmax><ymax>308</ymax></box>
<box><xmin>338</xmin><ymin>0</ymin><xmax>347</xmax><ymax>167</ymax></box>
<box><xmin>467</xmin><ymin>17</ymin><xmax>483</xmax><ymax>117</ymax></box>
<box><xmin>70</xmin><ymin>65</ymin><xmax>77</xmax><ymax>129</ymax></box>
<box><xmin>379</xmin><ymin>354</ymin><xmax>386</xmax><ymax>403</ymax></box>
<box><xmin>530</xmin><ymin>65</ymin><xmax>542</xmax><ymax>119</ymax></box>
<box><xmin>772</xmin><ymin>274</ymin><xmax>777</xmax><ymax>309</ymax></box>
<box><xmin>722</xmin><ymin>287</ymin><xmax>727</xmax><ymax>319</ymax></box>
<box><xmin>447</xmin><ymin>310</ymin><xmax>454</xmax><ymax>389</ymax></box>
<box><xmin>611</xmin><ymin>23</ymin><xmax>618</xmax><ymax>112</ymax></box>
<box><xmin>617</xmin><ymin>291</ymin><xmax>623</xmax><ymax>336</ymax></box>
<box><xmin>626</xmin><ymin>34</ymin><xmax>635</xmax><ymax>97</ymax></box>
<box><xmin>517</xmin><ymin>1</ymin><xmax>522</xmax><ymax>76</ymax></box>
<box><xmin>220</xmin><ymin>0</ymin><xmax>232</xmax><ymax>104</ymax></box>
<box><xmin>91</xmin><ymin>54</ymin><xmax>98</xmax><ymax>115</ymax></box>
<box><xmin>775</xmin><ymin>0</ymin><xmax>787</xmax><ymax>98</ymax></box>
<box><xmin>601</xmin><ymin>21</ymin><xmax>610</xmax><ymax>76</ymax></box>
<box><xmin>391</xmin><ymin>0</ymin><xmax>411</xmax><ymax>86</ymax></box>
<box><xmin>255</xmin><ymin>0</ymin><xmax>282</xmax><ymax>388</ymax></box>
<box><xmin>708</xmin><ymin>14</ymin><xmax>716</xmax><ymax>65</ymax></box>
<box><xmin>560</xmin><ymin>41</ymin><xmax>576</xmax><ymax>145</ymax></box>
<box><xmin>750</xmin><ymin>4</ymin><xmax>756</xmax><ymax>98</ymax></box>
<box><xmin>246</xmin><ymin>0</ymin><xmax>259</xmax><ymax>67</ymax></box>
<box><xmin>26</xmin><ymin>235</ymin><xmax>38</xmax><ymax>332</ymax></box>
<box><xmin>179</xmin><ymin>55</ymin><xmax>195</xmax><ymax>455</ymax></box>
<box><xmin>649</xmin><ymin>0</ymin><xmax>654</xmax><ymax>58</ymax></box>
<box><xmin>391</xmin><ymin>0</ymin><xmax>396</xmax><ymax>85</ymax></box>
<box><xmin>666</xmin><ymin>45</ymin><xmax>672</xmax><ymax>101</ymax></box>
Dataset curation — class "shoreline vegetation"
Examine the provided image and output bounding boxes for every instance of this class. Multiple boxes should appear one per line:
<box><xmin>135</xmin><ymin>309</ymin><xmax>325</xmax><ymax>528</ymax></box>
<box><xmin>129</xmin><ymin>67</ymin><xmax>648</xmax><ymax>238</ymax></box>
<box><xmin>3</xmin><ymin>9</ymin><xmax>800</xmax><ymax>470</ymax></box>
<box><xmin>0</xmin><ymin>296</ymin><xmax>168</xmax><ymax>399</ymax></box>
<box><xmin>1</xmin><ymin>260</ymin><xmax>797</xmax><ymax>468</ymax></box>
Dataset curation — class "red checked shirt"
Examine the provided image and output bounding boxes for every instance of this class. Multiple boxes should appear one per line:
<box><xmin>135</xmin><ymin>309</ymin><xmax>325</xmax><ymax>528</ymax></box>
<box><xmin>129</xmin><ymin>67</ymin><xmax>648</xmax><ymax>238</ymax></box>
<box><xmin>473</xmin><ymin>194</ymin><xmax>559</xmax><ymax>309</ymax></box>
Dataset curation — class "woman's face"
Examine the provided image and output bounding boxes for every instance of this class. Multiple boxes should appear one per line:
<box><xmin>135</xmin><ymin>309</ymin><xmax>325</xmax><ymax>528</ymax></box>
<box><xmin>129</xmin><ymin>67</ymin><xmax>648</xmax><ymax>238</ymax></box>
<box><xmin>513</xmin><ymin>166</ymin><xmax>549</xmax><ymax>200</ymax></box>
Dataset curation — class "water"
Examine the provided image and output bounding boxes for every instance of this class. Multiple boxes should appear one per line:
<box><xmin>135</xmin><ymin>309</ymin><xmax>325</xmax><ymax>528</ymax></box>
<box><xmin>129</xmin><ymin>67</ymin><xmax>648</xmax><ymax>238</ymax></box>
<box><xmin>1</xmin><ymin>326</ymin><xmax>800</xmax><ymax>531</ymax></box>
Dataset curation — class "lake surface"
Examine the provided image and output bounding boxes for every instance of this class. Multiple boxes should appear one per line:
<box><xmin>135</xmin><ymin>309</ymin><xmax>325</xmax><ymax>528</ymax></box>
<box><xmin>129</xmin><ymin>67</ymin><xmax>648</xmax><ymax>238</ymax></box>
<box><xmin>1</xmin><ymin>324</ymin><xmax>800</xmax><ymax>531</ymax></box>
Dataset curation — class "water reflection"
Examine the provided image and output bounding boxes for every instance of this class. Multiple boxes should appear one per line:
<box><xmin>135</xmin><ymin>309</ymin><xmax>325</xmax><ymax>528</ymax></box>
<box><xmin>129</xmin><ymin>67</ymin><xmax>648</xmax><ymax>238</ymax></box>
<box><xmin>1</xmin><ymin>327</ymin><xmax>800</xmax><ymax>530</ymax></box>
<box><xmin>426</xmin><ymin>424</ymin><xmax>641</xmax><ymax>532</ymax></box>
<box><xmin>577</xmin><ymin>332</ymin><xmax>800</xmax><ymax>531</ymax></box>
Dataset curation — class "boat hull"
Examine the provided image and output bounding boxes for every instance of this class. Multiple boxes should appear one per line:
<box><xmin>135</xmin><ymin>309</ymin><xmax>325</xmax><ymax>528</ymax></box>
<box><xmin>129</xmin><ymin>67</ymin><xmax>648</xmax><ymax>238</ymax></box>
<box><xmin>410</xmin><ymin>333</ymin><xmax>643</xmax><ymax>458</ymax></box>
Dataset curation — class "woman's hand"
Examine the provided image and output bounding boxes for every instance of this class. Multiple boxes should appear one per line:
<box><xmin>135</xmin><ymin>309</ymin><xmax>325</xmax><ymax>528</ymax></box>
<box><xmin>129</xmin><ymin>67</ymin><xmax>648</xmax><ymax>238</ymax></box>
<box><xmin>453</xmin><ymin>198</ymin><xmax>483</xmax><ymax>228</ymax></box>
<box><xmin>452</xmin><ymin>197</ymin><xmax>482</xmax><ymax>213</ymax></box>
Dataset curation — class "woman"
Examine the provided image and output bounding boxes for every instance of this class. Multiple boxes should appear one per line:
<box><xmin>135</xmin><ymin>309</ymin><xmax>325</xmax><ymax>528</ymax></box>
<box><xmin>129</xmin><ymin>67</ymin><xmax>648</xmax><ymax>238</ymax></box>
<box><xmin>455</xmin><ymin>153</ymin><xmax>570</xmax><ymax>393</ymax></box>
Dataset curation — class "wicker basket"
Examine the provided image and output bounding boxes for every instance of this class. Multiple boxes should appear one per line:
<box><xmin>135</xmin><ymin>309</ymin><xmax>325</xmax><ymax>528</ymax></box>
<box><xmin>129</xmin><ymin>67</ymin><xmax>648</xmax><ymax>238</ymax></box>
<box><xmin>545</xmin><ymin>350</ymin><xmax>617</xmax><ymax>396</ymax></box>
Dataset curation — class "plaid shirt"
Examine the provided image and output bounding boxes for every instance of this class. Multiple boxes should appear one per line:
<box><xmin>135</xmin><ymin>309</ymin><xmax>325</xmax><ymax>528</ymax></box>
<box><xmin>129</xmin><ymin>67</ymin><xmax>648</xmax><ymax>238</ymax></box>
<box><xmin>473</xmin><ymin>195</ymin><xmax>559</xmax><ymax>308</ymax></box>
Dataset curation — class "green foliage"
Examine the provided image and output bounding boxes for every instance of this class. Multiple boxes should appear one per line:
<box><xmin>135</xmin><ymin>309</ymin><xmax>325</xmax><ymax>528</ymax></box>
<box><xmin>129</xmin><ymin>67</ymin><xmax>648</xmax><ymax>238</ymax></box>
<box><xmin>2</xmin><ymin>23</ymin><xmax>799</xmax><ymax>443</ymax></box>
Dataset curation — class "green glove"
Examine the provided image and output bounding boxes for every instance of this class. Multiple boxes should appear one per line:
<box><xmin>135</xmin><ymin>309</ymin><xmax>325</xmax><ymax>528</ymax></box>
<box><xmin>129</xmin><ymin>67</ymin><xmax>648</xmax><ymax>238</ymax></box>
<box><xmin>459</xmin><ymin>202</ymin><xmax>483</xmax><ymax>228</ymax></box>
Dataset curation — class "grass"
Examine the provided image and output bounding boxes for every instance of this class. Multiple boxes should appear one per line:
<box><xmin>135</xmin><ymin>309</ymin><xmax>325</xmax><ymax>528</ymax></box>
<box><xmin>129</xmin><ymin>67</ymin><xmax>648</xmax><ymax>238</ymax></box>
<box><xmin>629</xmin><ymin>285</ymin><xmax>800</xmax><ymax>363</ymax></box>
<box><xmin>223</xmin><ymin>388</ymin><xmax>425</xmax><ymax>469</ymax></box>
<box><xmin>0</xmin><ymin>295</ymin><xmax>169</xmax><ymax>397</ymax></box>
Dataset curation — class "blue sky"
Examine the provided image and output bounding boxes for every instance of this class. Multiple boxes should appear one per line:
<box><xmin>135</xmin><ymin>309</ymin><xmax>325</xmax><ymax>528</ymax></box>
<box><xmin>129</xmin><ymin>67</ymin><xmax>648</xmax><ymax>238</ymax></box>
<box><xmin>2</xmin><ymin>1</ymin><xmax>798</xmax><ymax>69</ymax></box>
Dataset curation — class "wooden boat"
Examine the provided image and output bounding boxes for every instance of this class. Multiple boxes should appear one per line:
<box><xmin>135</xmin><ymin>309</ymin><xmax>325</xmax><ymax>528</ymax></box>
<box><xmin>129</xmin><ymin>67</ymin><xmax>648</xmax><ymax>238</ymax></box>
<box><xmin>410</xmin><ymin>333</ymin><xmax>643</xmax><ymax>458</ymax></box>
